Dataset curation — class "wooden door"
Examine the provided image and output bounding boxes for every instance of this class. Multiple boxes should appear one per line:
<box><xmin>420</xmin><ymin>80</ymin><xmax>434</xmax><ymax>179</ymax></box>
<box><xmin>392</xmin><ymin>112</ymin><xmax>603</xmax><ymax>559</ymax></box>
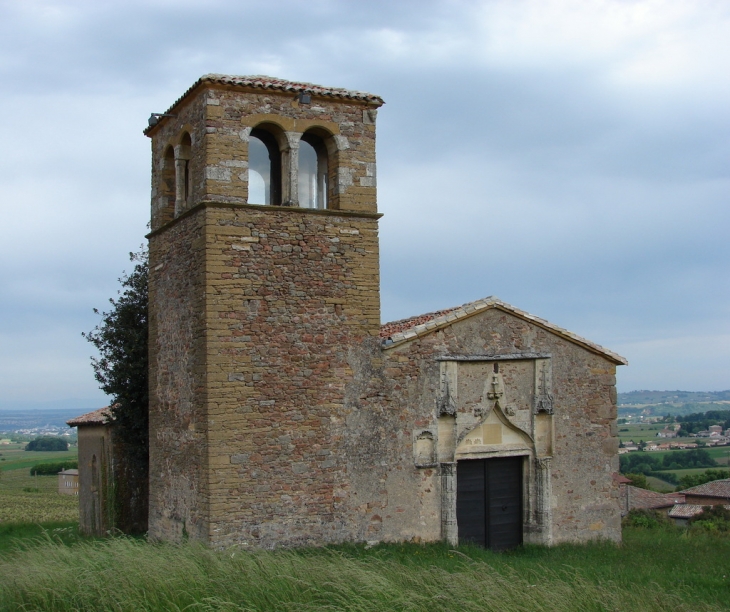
<box><xmin>456</xmin><ymin>456</ymin><xmax>523</xmax><ymax>550</ymax></box>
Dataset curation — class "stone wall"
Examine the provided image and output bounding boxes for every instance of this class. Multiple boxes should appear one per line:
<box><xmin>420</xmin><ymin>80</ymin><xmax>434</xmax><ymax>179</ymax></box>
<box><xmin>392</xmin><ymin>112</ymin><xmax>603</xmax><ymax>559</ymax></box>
<box><xmin>342</xmin><ymin>307</ymin><xmax>622</xmax><ymax>545</ymax></box>
<box><xmin>202</xmin><ymin>204</ymin><xmax>380</xmax><ymax>547</ymax></box>
<box><xmin>148</xmin><ymin>212</ymin><xmax>209</xmax><ymax>542</ymax></box>
<box><xmin>76</xmin><ymin>424</ymin><xmax>114</xmax><ymax>536</ymax></box>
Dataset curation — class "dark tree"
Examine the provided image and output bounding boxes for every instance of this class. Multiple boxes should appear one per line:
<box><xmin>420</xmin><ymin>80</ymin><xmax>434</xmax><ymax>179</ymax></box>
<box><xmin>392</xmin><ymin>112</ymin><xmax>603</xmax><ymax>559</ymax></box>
<box><xmin>83</xmin><ymin>249</ymin><xmax>148</xmax><ymax>533</ymax></box>
<box><xmin>25</xmin><ymin>437</ymin><xmax>69</xmax><ymax>451</ymax></box>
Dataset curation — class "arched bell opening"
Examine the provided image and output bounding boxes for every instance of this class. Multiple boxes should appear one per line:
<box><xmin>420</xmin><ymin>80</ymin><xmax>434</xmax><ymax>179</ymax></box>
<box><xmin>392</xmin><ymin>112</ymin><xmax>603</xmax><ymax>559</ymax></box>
<box><xmin>248</xmin><ymin>126</ymin><xmax>282</xmax><ymax>206</ymax></box>
<box><xmin>298</xmin><ymin>130</ymin><xmax>329</xmax><ymax>209</ymax></box>
<box><xmin>159</xmin><ymin>145</ymin><xmax>176</xmax><ymax>223</ymax></box>
<box><xmin>175</xmin><ymin>132</ymin><xmax>193</xmax><ymax>214</ymax></box>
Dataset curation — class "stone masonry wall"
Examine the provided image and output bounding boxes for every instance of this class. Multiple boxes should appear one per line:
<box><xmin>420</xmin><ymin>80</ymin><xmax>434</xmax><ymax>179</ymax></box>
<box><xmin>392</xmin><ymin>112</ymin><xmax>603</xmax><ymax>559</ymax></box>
<box><xmin>149</xmin><ymin>83</ymin><xmax>380</xmax><ymax>233</ymax></box>
<box><xmin>148</xmin><ymin>212</ymin><xmax>209</xmax><ymax>542</ymax></box>
<box><xmin>342</xmin><ymin>307</ymin><xmax>621</xmax><ymax>545</ymax></box>
<box><xmin>203</xmin><ymin>204</ymin><xmax>380</xmax><ymax>548</ymax></box>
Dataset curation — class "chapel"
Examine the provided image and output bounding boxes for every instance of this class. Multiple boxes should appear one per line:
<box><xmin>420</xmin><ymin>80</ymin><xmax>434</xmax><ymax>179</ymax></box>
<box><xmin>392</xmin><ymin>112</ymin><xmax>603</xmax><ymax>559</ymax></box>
<box><xmin>141</xmin><ymin>75</ymin><xmax>626</xmax><ymax>549</ymax></box>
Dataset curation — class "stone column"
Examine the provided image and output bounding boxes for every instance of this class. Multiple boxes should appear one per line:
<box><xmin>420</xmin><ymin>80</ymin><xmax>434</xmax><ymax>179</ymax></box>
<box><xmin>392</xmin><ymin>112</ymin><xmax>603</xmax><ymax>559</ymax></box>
<box><xmin>534</xmin><ymin>457</ymin><xmax>553</xmax><ymax>545</ymax></box>
<box><xmin>174</xmin><ymin>144</ymin><xmax>191</xmax><ymax>215</ymax></box>
<box><xmin>282</xmin><ymin>131</ymin><xmax>300</xmax><ymax>206</ymax></box>
<box><xmin>441</xmin><ymin>462</ymin><xmax>458</xmax><ymax>546</ymax></box>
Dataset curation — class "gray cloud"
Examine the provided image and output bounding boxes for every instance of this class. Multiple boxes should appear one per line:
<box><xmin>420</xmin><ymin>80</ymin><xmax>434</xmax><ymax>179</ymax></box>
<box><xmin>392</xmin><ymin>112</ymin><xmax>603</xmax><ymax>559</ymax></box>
<box><xmin>0</xmin><ymin>0</ymin><xmax>728</xmax><ymax>408</ymax></box>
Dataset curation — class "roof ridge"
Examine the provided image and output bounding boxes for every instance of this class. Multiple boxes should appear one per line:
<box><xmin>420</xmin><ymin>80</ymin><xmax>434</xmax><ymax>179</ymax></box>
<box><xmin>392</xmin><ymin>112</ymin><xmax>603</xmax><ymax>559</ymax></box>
<box><xmin>380</xmin><ymin>296</ymin><xmax>627</xmax><ymax>365</ymax></box>
<box><xmin>146</xmin><ymin>74</ymin><xmax>384</xmax><ymax>134</ymax></box>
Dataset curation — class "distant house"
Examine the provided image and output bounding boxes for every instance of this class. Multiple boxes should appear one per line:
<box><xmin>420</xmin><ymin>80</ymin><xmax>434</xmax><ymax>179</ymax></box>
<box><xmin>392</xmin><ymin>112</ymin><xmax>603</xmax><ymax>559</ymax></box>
<box><xmin>656</xmin><ymin>429</ymin><xmax>677</xmax><ymax>438</ymax></box>
<box><xmin>619</xmin><ymin>482</ymin><xmax>685</xmax><ymax>517</ymax></box>
<box><xmin>680</xmin><ymin>479</ymin><xmax>730</xmax><ymax>506</ymax></box>
<box><xmin>58</xmin><ymin>469</ymin><xmax>79</xmax><ymax>496</ymax></box>
<box><xmin>668</xmin><ymin>503</ymin><xmax>730</xmax><ymax>527</ymax></box>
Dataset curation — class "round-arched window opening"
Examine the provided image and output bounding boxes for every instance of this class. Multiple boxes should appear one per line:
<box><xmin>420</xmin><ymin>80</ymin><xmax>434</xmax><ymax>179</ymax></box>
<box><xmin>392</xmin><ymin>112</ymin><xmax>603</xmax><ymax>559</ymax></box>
<box><xmin>299</xmin><ymin>133</ymin><xmax>328</xmax><ymax>209</ymax></box>
<box><xmin>248</xmin><ymin>128</ymin><xmax>281</xmax><ymax>206</ymax></box>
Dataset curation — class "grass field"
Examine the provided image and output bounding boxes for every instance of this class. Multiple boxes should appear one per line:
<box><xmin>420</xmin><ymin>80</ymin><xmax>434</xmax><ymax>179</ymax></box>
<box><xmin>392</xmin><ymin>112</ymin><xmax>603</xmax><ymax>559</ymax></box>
<box><xmin>0</xmin><ymin>527</ymin><xmax>727</xmax><ymax>611</ymax></box>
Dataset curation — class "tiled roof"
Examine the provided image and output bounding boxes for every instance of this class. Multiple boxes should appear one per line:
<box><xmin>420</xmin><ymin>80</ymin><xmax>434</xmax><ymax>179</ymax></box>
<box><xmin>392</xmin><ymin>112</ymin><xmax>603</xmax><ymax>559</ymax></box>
<box><xmin>668</xmin><ymin>504</ymin><xmax>730</xmax><ymax>519</ymax></box>
<box><xmin>626</xmin><ymin>486</ymin><xmax>685</xmax><ymax>510</ymax></box>
<box><xmin>379</xmin><ymin>296</ymin><xmax>628</xmax><ymax>365</ymax></box>
<box><xmin>680</xmin><ymin>479</ymin><xmax>730</xmax><ymax>499</ymax></box>
<box><xmin>147</xmin><ymin>74</ymin><xmax>384</xmax><ymax>133</ymax></box>
<box><xmin>379</xmin><ymin>306</ymin><xmax>461</xmax><ymax>338</ymax></box>
<box><xmin>66</xmin><ymin>407</ymin><xmax>112</xmax><ymax>427</ymax></box>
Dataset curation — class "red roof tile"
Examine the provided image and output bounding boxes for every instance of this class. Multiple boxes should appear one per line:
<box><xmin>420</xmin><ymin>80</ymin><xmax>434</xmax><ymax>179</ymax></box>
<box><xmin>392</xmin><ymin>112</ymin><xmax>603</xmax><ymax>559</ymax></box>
<box><xmin>66</xmin><ymin>407</ymin><xmax>112</xmax><ymax>427</ymax></box>
<box><xmin>626</xmin><ymin>486</ymin><xmax>685</xmax><ymax>510</ymax></box>
<box><xmin>146</xmin><ymin>74</ymin><xmax>384</xmax><ymax>135</ymax></box>
<box><xmin>379</xmin><ymin>305</ymin><xmax>461</xmax><ymax>338</ymax></box>
<box><xmin>680</xmin><ymin>479</ymin><xmax>730</xmax><ymax>499</ymax></box>
<box><xmin>379</xmin><ymin>296</ymin><xmax>628</xmax><ymax>365</ymax></box>
<box><xmin>669</xmin><ymin>504</ymin><xmax>730</xmax><ymax>519</ymax></box>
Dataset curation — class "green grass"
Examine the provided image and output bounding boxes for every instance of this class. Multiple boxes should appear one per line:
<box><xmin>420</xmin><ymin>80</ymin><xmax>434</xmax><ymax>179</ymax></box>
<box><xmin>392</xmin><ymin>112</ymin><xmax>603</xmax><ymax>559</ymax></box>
<box><xmin>0</xmin><ymin>528</ymin><xmax>728</xmax><ymax>611</ymax></box>
<box><xmin>645</xmin><ymin>475</ymin><xmax>676</xmax><ymax>491</ymax></box>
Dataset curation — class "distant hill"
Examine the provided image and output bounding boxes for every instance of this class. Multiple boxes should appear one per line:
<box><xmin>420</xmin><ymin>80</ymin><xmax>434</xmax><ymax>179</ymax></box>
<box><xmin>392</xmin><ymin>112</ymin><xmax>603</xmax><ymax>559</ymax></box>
<box><xmin>617</xmin><ymin>390</ymin><xmax>730</xmax><ymax>418</ymax></box>
<box><xmin>618</xmin><ymin>390</ymin><xmax>730</xmax><ymax>405</ymax></box>
<box><xmin>0</xmin><ymin>409</ymin><xmax>93</xmax><ymax>432</ymax></box>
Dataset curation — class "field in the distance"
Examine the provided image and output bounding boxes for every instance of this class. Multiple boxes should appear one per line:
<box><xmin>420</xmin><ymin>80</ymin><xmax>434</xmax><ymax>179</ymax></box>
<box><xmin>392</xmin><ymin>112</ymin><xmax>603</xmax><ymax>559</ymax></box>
<box><xmin>0</xmin><ymin>443</ymin><xmax>79</xmax><ymax>524</ymax></box>
<box><xmin>0</xmin><ymin>441</ymin><xmax>77</xmax><ymax>471</ymax></box>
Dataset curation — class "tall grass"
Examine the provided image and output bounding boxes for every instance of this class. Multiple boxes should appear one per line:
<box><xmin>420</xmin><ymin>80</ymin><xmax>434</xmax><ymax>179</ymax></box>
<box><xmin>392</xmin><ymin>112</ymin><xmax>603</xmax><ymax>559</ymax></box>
<box><xmin>1</xmin><ymin>529</ymin><xmax>727</xmax><ymax>611</ymax></box>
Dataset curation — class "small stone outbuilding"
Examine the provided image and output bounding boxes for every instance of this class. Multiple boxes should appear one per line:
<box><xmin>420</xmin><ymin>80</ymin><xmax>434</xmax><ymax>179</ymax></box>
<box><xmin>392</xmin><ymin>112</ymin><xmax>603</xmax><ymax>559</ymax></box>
<box><xmin>144</xmin><ymin>75</ymin><xmax>627</xmax><ymax>550</ymax></box>
<box><xmin>67</xmin><ymin>407</ymin><xmax>148</xmax><ymax>536</ymax></box>
<box><xmin>67</xmin><ymin>407</ymin><xmax>114</xmax><ymax>536</ymax></box>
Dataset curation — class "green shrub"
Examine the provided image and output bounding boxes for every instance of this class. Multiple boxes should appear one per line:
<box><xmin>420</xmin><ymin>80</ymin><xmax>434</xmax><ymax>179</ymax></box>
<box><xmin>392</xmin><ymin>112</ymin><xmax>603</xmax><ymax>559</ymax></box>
<box><xmin>689</xmin><ymin>506</ymin><xmax>730</xmax><ymax>533</ymax></box>
<box><xmin>622</xmin><ymin>509</ymin><xmax>671</xmax><ymax>529</ymax></box>
<box><xmin>29</xmin><ymin>461</ymin><xmax>78</xmax><ymax>476</ymax></box>
<box><xmin>625</xmin><ymin>473</ymin><xmax>649</xmax><ymax>489</ymax></box>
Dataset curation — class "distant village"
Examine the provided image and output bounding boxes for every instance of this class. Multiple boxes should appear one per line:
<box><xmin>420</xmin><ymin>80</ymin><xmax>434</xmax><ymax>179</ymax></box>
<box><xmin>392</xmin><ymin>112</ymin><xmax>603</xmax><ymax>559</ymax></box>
<box><xmin>619</xmin><ymin>422</ymin><xmax>730</xmax><ymax>454</ymax></box>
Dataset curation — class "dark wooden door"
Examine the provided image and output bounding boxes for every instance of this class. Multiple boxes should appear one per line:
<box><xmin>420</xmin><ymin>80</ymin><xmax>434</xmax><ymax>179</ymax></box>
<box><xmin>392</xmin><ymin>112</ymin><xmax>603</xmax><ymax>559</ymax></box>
<box><xmin>456</xmin><ymin>457</ymin><xmax>523</xmax><ymax>550</ymax></box>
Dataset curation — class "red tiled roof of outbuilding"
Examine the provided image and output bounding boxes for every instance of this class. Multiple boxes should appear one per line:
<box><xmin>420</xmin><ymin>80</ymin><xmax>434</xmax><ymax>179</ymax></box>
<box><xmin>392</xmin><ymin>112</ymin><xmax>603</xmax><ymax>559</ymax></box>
<box><xmin>66</xmin><ymin>407</ymin><xmax>113</xmax><ymax>427</ymax></box>
<box><xmin>680</xmin><ymin>479</ymin><xmax>730</xmax><ymax>499</ymax></box>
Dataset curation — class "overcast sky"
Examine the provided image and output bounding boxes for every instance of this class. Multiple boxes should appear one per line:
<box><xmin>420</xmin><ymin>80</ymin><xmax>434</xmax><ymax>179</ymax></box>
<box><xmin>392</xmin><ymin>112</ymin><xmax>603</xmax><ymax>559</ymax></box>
<box><xmin>0</xmin><ymin>0</ymin><xmax>728</xmax><ymax>410</ymax></box>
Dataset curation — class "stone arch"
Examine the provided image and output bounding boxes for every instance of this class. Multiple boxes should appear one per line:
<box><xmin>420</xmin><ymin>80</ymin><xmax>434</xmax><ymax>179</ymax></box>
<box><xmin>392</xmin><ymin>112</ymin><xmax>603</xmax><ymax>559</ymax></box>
<box><xmin>455</xmin><ymin>404</ymin><xmax>534</xmax><ymax>460</ymax></box>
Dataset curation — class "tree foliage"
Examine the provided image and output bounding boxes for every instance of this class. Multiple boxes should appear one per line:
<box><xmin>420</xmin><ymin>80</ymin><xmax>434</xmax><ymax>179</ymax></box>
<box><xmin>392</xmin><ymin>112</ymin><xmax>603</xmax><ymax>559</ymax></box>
<box><xmin>620</xmin><ymin>449</ymin><xmax>718</xmax><ymax>475</ymax></box>
<box><xmin>30</xmin><ymin>461</ymin><xmax>78</xmax><ymax>475</ymax></box>
<box><xmin>689</xmin><ymin>505</ymin><xmax>730</xmax><ymax>532</ymax></box>
<box><xmin>678</xmin><ymin>469</ymin><xmax>730</xmax><ymax>490</ymax></box>
<box><xmin>25</xmin><ymin>437</ymin><xmax>69</xmax><ymax>452</ymax></box>
<box><xmin>83</xmin><ymin>250</ymin><xmax>149</xmax><ymax>468</ymax></box>
<box><xmin>624</xmin><ymin>473</ymin><xmax>649</xmax><ymax>489</ymax></box>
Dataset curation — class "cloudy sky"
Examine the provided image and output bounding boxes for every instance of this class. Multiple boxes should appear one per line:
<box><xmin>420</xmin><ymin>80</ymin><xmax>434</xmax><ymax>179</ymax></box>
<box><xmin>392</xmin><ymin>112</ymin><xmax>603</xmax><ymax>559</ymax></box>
<box><xmin>0</xmin><ymin>0</ymin><xmax>728</xmax><ymax>410</ymax></box>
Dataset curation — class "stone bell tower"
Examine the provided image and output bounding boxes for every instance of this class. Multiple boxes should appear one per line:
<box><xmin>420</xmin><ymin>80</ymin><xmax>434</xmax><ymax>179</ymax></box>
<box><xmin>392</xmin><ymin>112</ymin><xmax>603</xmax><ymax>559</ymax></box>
<box><xmin>145</xmin><ymin>75</ymin><xmax>384</xmax><ymax>546</ymax></box>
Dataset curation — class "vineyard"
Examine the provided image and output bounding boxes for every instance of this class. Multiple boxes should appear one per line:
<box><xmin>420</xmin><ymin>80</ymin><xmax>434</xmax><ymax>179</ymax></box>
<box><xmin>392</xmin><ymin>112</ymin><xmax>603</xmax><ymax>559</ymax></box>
<box><xmin>0</xmin><ymin>442</ymin><xmax>79</xmax><ymax>524</ymax></box>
